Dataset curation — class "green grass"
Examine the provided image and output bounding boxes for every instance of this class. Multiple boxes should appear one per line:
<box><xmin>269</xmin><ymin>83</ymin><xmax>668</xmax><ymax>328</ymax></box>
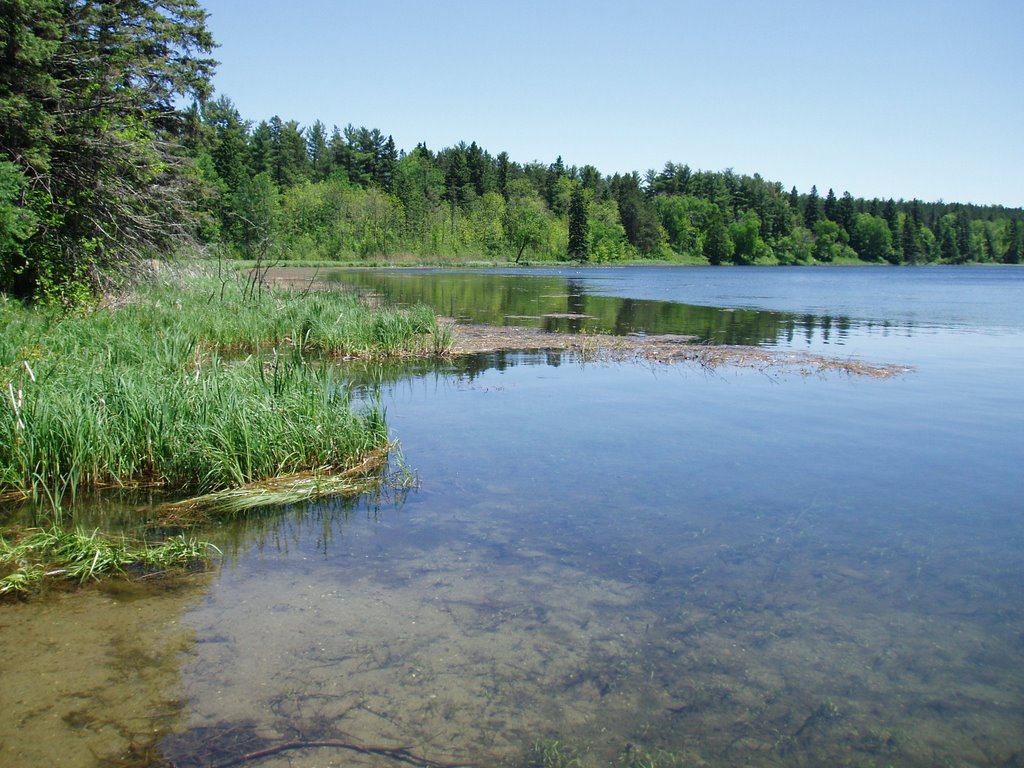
<box><xmin>0</xmin><ymin>264</ymin><xmax>442</xmax><ymax>501</ymax></box>
<box><xmin>0</xmin><ymin>524</ymin><xmax>215</xmax><ymax>596</ymax></box>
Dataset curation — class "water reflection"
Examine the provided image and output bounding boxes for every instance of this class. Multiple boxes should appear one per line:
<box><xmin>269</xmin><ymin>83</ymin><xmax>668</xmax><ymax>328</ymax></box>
<box><xmin>333</xmin><ymin>269</ymin><xmax>867</xmax><ymax>347</ymax></box>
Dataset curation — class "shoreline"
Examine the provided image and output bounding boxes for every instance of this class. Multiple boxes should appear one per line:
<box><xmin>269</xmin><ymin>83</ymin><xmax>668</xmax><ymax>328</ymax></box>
<box><xmin>257</xmin><ymin>267</ymin><xmax>911</xmax><ymax>379</ymax></box>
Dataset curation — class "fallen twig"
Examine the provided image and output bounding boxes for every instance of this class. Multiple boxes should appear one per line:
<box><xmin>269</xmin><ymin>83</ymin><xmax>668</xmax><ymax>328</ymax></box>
<box><xmin>207</xmin><ymin>739</ymin><xmax>475</xmax><ymax>768</ymax></box>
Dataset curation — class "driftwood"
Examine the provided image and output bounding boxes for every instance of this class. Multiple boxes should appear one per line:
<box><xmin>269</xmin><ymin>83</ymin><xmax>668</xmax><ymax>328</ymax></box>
<box><xmin>207</xmin><ymin>738</ymin><xmax>475</xmax><ymax>768</ymax></box>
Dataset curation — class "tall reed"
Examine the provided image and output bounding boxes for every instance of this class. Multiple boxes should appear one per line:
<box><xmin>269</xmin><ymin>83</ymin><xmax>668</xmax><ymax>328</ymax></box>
<box><xmin>1</xmin><ymin>267</ymin><xmax>437</xmax><ymax>501</ymax></box>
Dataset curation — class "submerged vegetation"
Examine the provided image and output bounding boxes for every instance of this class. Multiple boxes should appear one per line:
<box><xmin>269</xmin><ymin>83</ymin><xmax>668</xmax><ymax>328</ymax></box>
<box><xmin>0</xmin><ymin>523</ymin><xmax>213</xmax><ymax>596</ymax></box>
<box><xmin>528</xmin><ymin>739</ymin><xmax>686</xmax><ymax>768</ymax></box>
<box><xmin>0</xmin><ymin>266</ymin><xmax>443</xmax><ymax>504</ymax></box>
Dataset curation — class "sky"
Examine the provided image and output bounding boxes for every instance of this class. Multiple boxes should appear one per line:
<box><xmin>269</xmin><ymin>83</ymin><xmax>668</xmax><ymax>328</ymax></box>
<box><xmin>197</xmin><ymin>0</ymin><xmax>1024</xmax><ymax>208</ymax></box>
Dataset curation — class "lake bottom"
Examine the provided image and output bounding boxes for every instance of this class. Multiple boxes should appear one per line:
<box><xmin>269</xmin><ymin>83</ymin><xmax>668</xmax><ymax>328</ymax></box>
<box><xmin>2</xmin><ymin>355</ymin><xmax>1022</xmax><ymax>768</ymax></box>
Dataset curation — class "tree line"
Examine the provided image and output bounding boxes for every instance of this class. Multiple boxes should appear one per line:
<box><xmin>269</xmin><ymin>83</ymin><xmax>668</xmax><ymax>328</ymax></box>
<box><xmin>188</xmin><ymin>105</ymin><xmax>1023</xmax><ymax>270</ymax></box>
<box><xmin>2</xmin><ymin>1</ymin><xmax>1022</xmax><ymax>305</ymax></box>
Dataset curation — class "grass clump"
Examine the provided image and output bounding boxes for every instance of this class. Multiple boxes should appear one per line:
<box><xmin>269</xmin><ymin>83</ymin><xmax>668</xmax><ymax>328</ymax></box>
<box><xmin>0</xmin><ymin>524</ymin><xmax>215</xmax><ymax>596</ymax></box>
<box><xmin>527</xmin><ymin>740</ymin><xmax>687</xmax><ymax>768</ymax></box>
<box><xmin>529</xmin><ymin>740</ymin><xmax>583</xmax><ymax>768</ymax></box>
<box><xmin>0</xmin><ymin>266</ymin><xmax>438</xmax><ymax>502</ymax></box>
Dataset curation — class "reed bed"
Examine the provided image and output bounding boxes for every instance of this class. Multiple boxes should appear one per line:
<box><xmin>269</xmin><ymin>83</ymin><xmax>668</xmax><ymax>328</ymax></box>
<box><xmin>0</xmin><ymin>267</ymin><xmax>439</xmax><ymax>502</ymax></box>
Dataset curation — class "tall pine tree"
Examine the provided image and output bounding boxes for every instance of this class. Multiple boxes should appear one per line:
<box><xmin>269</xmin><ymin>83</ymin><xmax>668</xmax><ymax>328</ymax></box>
<box><xmin>567</xmin><ymin>182</ymin><xmax>589</xmax><ymax>261</ymax></box>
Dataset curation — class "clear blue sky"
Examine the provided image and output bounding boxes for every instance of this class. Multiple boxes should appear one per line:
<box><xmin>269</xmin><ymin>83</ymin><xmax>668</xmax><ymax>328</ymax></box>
<box><xmin>198</xmin><ymin>0</ymin><xmax>1024</xmax><ymax>208</ymax></box>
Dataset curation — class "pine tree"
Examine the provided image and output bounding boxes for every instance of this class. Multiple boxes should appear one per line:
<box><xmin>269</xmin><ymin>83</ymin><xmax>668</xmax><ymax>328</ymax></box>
<box><xmin>1004</xmin><ymin>219</ymin><xmax>1023</xmax><ymax>264</ymax></box>
<box><xmin>788</xmin><ymin>186</ymin><xmax>800</xmax><ymax>214</ymax></box>
<box><xmin>0</xmin><ymin>0</ymin><xmax>216</xmax><ymax>301</ymax></box>
<box><xmin>804</xmin><ymin>186</ymin><xmax>821</xmax><ymax>229</ymax></box>
<box><xmin>901</xmin><ymin>216</ymin><xmax>921</xmax><ymax>264</ymax></box>
<box><xmin>823</xmin><ymin>188</ymin><xmax>838</xmax><ymax>222</ymax></box>
<box><xmin>567</xmin><ymin>183</ymin><xmax>589</xmax><ymax>261</ymax></box>
<box><xmin>307</xmin><ymin>120</ymin><xmax>332</xmax><ymax>182</ymax></box>
<box><xmin>496</xmin><ymin>151</ymin><xmax>510</xmax><ymax>200</ymax></box>
<box><xmin>837</xmin><ymin>191</ymin><xmax>855</xmax><ymax>234</ymax></box>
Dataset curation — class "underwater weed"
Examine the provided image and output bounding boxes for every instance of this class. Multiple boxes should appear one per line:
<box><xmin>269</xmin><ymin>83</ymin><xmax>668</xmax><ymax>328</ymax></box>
<box><xmin>0</xmin><ymin>525</ymin><xmax>215</xmax><ymax>596</ymax></box>
<box><xmin>529</xmin><ymin>739</ymin><xmax>583</xmax><ymax>768</ymax></box>
<box><xmin>616</xmin><ymin>745</ymin><xmax>687</xmax><ymax>768</ymax></box>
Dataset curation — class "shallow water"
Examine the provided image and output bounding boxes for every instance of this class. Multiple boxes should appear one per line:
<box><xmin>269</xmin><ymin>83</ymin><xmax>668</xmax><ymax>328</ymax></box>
<box><xmin>2</xmin><ymin>266</ymin><xmax>1023</xmax><ymax>767</ymax></box>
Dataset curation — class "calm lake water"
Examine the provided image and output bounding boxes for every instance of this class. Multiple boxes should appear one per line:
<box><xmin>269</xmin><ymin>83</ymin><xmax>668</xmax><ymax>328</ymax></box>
<box><xmin>2</xmin><ymin>266</ymin><xmax>1022</xmax><ymax>767</ymax></box>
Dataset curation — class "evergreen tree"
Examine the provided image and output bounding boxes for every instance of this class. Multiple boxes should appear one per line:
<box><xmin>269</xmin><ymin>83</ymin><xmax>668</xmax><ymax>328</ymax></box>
<box><xmin>443</xmin><ymin>147</ymin><xmax>470</xmax><ymax>208</ymax></box>
<box><xmin>939</xmin><ymin>220</ymin><xmax>960</xmax><ymax>262</ymax></box>
<box><xmin>823</xmin><ymin>188</ymin><xmax>838</xmax><ymax>222</ymax></box>
<box><xmin>804</xmin><ymin>185</ymin><xmax>822</xmax><ymax>229</ymax></box>
<box><xmin>307</xmin><ymin>120</ymin><xmax>332</xmax><ymax>182</ymax></box>
<box><xmin>544</xmin><ymin>156</ymin><xmax>566</xmax><ymax>209</ymax></box>
<box><xmin>567</xmin><ymin>182</ymin><xmax>589</xmax><ymax>261</ymax></box>
<box><xmin>0</xmin><ymin>0</ymin><xmax>215</xmax><ymax>301</ymax></box>
<box><xmin>204</xmin><ymin>97</ymin><xmax>250</xmax><ymax>193</ymax></box>
<box><xmin>703</xmin><ymin>209</ymin><xmax>732</xmax><ymax>265</ymax></box>
<box><xmin>788</xmin><ymin>186</ymin><xmax>800</xmax><ymax>213</ymax></box>
<box><xmin>496</xmin><ymin>151</ymin><xmax>510</xmax><ymax>200</ymax></box>
<box><xmin>984</xmin><ymin>226</ymin><xmax>998</xmax><ymax>262</ymax></box>
<box><xmin>837</xmin><ymin>191</ymin><xmax>855</xmax><ymax>235</ymax></box>
<box><xmin>579</xmin><ymin>165</ymin><xmax>604</xmax><ymax>195</ymax></box>
<box><xmin>269</xmin><ymin>117</ymin><xmax>309</xmax><ymax>187</ymax></box>
<box><xmin>614</xmin><ymin>173</ymin><xmax>662</xmax><ymax>254</ymax></box>
<box><xmin>882</xmin><ymin>199</ymin><xmax>901</xmax><ymax>261</ymax></box>
<box><xmin>1004</xmin><ymin>219</ymin><xmax>1023</xmax><ymax>264</ymax></box>
<box><xmin>955</xmin><ymin>209</ymin><xmax>974</xmax><ymax>261</ymax></box>
<box><xmin>249</xmin><ymin>121</ymin><xmax>273</xmax><ymax>176</ymax></box>
<box><xmin>901</xmin><ymin>216</ymin><xmax>921</xmax><ymax>264</ymax></box>
<box><xmin>466</xmin><ymin>141</ymin><xmax>488</xmax><ymax>196</ymax></box>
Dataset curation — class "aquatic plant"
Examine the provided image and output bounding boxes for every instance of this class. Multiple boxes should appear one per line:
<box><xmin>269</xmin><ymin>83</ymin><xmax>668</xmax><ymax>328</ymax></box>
<box><xmin>0</xmin><ymin>268</ymin><xmax>439</xmax><ymax>501</ymax></box>
<box><xmin>616</xmin><ymin>746</ymin><xmax>686</xmax><ymax>768</ymax></box>
<box><xmin>529</xmin><ymin>739</ymin><xmax>583</xmax><ymax>768</ymax></box>
<box><xmin>526</xmin><ymin>740</ymin><xmax>687</xmax><ymax>768</ymax></box>
<box><xmin>0</xmin><ymin>525</ymin><xmax>215</xmax><ymax>596</ymax></box>
<box><xmin>150</xmin><ymin>445</ymin><xmax>392</xmax><ymax>523</ymax></box>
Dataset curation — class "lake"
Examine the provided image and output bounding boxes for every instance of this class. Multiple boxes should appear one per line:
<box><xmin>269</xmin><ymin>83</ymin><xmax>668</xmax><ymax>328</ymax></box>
<box><xmin>1</xmin><ymin>265</ymin><xmax>1022</xmax><ymax>767</ymax></box>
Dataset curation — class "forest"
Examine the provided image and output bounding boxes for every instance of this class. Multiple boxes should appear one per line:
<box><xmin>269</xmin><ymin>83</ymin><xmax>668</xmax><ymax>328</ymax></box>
<box><xmin>1</xmin><ymin>0</ymin><xmax>1023</xmax><ymax>305</ymax></box>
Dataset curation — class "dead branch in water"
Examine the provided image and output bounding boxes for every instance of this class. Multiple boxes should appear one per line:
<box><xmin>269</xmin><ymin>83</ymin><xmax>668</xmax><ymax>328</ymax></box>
<box><xmin>206</xmin><ymin>738</ymin><xmax>475</xmax><ymax>768</ymax></box>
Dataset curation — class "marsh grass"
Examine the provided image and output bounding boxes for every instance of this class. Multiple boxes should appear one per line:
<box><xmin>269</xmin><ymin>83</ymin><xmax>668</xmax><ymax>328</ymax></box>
<box><xmin>0</xmin><ymin>524</ymin><xmax>214</xmax><ymax>596</ymax></box>
<box><xmin>0</xmin><ymin>266</ymin><xmax>439</xmax><ymax>501</ymax></box>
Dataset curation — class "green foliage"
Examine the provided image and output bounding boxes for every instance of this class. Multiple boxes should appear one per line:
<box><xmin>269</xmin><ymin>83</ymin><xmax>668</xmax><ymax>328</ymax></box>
<box><xmin>588</xmin><ymin>199</ymin><xmax>633</xmax><ymax>262</ymax></box>
<box><xmin>3</xmin><ymin>0</ymin><xmax>1020</xmax><ymax>283</ymax></box>
<box><xmin>1</xmin><ymin>0</ymin><xmax>216</xmax><ymax>302</ymax></box>
<box><xmin>703</xmin><ymin>209</ymin><xmax>733</xmax><ymax>265</ymax></box>
<box><xmin>232</xmin><ymin>172</ymin><xmax>280</xmax><ymax>260</ymax></box>
<box><xmin>729</xmin><ymin>210</ymin><xmax>770</xmax><ymax>264</ymax></box>
<box><xmin>567</xmin><ymin>183</ymin><xmax>590</xmax><ymax>261</ymax></box>
<box><xmin>613</xmin><ymin>172</ymin><xmax>663</xmax><ymax>255</ymax></box>
<box><xmin>851</xmin><ymin>213</ymin><xmax>895</xmax><ymax>263</ymax></box>
<box><xmin>0</xmin><ymin>161</ymin><xmax>37</xmax><ymax>284</ymax></box>
<box><xmin>0</xmin><ymin>268</ymin><xmax>441</xmax><ymax>499</ymax></box>
<box><xmin>1003</xmin><ymin>219</ymin><xmax>1023</xmax><ymax>264</ymax></box>
<box><xmin>503</xmin><ymin>181</ymin><xmax>552</xmax><ymax>264</ymax></box>
<box><xmin>813</xmin><ymin>219</ymin><xmax>855</xmax><ymax>262</ymax></box>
